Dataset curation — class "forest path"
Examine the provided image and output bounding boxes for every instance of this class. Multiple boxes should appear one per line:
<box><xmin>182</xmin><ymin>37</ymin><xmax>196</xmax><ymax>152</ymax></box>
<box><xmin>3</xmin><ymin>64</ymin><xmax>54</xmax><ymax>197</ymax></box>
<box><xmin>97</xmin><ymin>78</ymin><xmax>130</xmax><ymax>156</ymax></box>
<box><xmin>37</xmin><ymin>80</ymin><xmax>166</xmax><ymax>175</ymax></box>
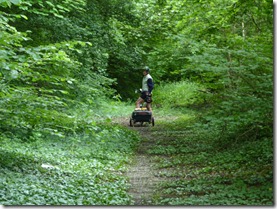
<box><xmin>113</xmin><ymin>116</ymin><xmax>167</xmax><ymax>205</ymax></box>
<box><xmin>111</xmin><ymin>110</ymin><xmax>274</xmax><ymax>206</ymax></box>
<box><xmin>126</xmin><ymin>127</ymin><xmax>157</xmax><ymax>205</ymax></box>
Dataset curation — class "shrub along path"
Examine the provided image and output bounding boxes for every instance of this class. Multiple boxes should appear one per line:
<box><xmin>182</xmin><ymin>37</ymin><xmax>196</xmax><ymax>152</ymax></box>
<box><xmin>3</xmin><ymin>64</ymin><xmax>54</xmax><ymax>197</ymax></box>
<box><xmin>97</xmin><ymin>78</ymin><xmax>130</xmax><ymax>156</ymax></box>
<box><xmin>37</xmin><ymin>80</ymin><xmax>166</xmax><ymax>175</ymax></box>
<box><xmin>114</xmin><ymin>112</ymin><xmax>273</xmax><ymax>206</ymax></box>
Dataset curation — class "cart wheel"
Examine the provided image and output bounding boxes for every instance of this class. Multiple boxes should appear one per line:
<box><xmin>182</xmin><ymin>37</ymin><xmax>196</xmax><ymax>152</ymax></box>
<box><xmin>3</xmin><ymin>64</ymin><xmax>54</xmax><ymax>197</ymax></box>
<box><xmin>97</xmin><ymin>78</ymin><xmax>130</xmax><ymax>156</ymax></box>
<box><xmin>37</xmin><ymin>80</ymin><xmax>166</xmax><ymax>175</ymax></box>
<box><xmin>152</xmin><ymin>117</ymin><xmax>155</xmax><ymax>126</ymax></box>
<box><xmin>129</xmin><ymin>119</ymin><xmax>134</xmax><ymax>127</ymax></box>
<box><xmin>140</xmin><ymin>122</ymin><xmax>144</xmax><ymax>127</ymax></box>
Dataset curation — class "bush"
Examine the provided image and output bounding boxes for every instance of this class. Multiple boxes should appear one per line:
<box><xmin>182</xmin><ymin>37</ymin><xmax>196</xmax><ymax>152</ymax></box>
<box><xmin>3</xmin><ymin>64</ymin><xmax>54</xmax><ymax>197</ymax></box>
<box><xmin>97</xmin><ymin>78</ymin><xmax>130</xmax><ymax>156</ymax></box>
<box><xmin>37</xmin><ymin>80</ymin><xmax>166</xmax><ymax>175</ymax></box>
<box><xmin>153</xmin><ymin>81</ymin><xmax>208</xmax><ymax>109</ymax></box>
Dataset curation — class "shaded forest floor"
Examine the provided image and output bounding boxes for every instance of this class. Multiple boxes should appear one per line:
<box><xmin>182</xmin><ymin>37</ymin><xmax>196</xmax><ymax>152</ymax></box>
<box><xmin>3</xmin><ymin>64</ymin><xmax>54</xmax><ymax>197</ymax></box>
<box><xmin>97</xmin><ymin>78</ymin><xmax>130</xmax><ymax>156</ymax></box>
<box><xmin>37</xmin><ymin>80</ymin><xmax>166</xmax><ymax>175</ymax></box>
<box><xmin>0</xmin><ymin>106</ymin><xmax>272</xmax><ymax>206</ymax></box>
<box><xmin>113</xmin><ymin>112</ymin><xmax>273</xmax><ymax>206</ymax></box>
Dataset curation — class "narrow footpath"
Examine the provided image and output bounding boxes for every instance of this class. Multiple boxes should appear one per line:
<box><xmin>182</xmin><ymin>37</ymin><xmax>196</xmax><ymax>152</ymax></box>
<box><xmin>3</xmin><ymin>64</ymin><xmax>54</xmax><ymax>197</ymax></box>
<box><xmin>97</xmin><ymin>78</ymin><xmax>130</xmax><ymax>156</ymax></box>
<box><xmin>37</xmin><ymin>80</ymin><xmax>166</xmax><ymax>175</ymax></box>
<box><xmin>126</xmin><ymin>126</ymin><xmax>160</xmax><ymax>205</ymax></box>
<box><xmin>113</xmin><ymin>114</ymin><xmax>183</xmax><ymax>205</ymax></box>
<box><xmin>113</xmin><ymin>116</ymin><xmax>163</xmax><ymax>205</ymax></box>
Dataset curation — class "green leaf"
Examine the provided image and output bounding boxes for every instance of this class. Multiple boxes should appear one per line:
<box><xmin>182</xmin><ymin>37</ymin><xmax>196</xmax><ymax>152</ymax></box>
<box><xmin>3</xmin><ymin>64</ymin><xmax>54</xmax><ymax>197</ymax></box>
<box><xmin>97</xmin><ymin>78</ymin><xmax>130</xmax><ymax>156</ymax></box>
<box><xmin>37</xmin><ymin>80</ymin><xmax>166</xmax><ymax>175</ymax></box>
<box><xmin>10</xmin><ymin>0</ymin><xmax>21</xmax><ymax>5</ymax></box>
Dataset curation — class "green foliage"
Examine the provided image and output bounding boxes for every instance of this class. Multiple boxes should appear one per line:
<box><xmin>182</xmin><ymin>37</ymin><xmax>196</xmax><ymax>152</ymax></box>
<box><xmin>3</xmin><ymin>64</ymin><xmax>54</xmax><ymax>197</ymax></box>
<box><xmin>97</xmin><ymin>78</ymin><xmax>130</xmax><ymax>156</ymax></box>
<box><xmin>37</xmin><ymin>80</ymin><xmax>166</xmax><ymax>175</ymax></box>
<box><xmin>149</xmin><ymin>119</ymin><xmax>273</xmax><ymax>205</ymax></box>
<box><xmin>153</xmin><ymin>81</ymin><xmax>208</xmax><ymax>109</ymax></box>
<box><xmin>0</xmin><ymin>0</ymin><xmax>273</xmax><ymax>206</ymax></box>
<box><xmin>0</xmin><ymin>125</ymin><xmax>140</xmax><ymax>205</ymax></box>
<box><xmin>0</xmin><ymin>0</ymin><xmax>22</xmax><ymax>7</ymax></box>
<box><xmin>0</xmin><ymin>2</ymin><xmax>117</xmax><ymax>140</ymax></box>
<box><xmin>192</xmin><ymin>39</ymin><xmax>273</xmax><ymax>144</ymax></box>
<box><xmin>0</xmin><ymin>36</ymin><xmax>111</xmax><ymax>139</ymax></box>
<box><xmin>1</xmin><ymin>0</ymin><xmax>145</xmax><ymax>100</ymax></box>
<box><xmin>140</xmin><ymin>0</ymin><xmax>273</xmax><ymax>145</ymax></box>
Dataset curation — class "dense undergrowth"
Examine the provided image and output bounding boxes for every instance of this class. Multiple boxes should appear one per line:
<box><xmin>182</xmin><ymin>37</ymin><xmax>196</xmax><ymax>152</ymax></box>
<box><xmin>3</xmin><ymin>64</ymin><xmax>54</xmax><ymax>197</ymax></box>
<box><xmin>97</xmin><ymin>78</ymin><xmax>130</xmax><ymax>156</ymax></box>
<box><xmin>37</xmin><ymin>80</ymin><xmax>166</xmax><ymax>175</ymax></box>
<box><xmin>148</xmin><ymin>118</ymin><xmax>273</xmax><ymax>205</ymax></box>
<box><xmin>147</xmin><ymin>80</ymin><xmax>273</xmax><ymax>206</ymax></box>
<box><xmin>0</xmin><ymin>102</ymin><xmax>140</xmax><ymax>205</ymax></box>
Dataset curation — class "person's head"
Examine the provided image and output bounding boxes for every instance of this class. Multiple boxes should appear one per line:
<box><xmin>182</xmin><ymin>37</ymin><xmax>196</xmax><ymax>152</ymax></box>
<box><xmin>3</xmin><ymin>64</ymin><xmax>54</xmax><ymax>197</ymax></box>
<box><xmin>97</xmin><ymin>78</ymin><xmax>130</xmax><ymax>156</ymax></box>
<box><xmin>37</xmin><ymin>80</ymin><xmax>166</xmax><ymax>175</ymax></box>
<box><xmin>143</xmin><ymin>66</ymin><xmax>150</xmax><ymax>75</ymax></box>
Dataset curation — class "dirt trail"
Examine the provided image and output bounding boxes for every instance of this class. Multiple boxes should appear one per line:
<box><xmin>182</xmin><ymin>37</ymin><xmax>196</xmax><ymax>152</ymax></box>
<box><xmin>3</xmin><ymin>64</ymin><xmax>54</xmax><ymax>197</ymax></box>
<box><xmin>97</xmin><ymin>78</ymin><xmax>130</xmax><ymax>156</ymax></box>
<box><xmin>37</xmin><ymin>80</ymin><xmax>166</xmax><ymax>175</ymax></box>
<box><xmin>126</xmin><ymin>127</ymin><xmax>159</xmax><ymax>205</ymax></box>
<box><xmin>113</xmin><ymin>116</ymin><xmax>162</xmax><ymax>205</ymax></box>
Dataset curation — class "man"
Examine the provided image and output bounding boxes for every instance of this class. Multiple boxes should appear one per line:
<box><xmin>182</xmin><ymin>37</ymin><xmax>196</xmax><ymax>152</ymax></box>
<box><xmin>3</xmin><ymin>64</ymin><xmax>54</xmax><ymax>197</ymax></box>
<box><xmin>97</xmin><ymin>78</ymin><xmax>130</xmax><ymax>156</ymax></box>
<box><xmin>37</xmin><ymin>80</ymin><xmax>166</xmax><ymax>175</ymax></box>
<box><xmin>135</xmin><ymin>66</ymin><xmax>154</xmax><ymax>111</ymax></box>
